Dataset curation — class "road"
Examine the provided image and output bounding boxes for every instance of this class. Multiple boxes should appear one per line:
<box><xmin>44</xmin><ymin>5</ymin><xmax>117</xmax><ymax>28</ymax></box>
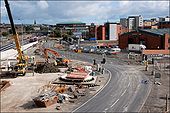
<box><xmin>53</xmin><ymin>49</ymin><xmax>152</xmax><ymax>112</ymax></box>
<box><xmin>0</xmin><ymin>39</ymin><xmax>30</xmax><ymax>52</ymax></box>
<box><xmin>42</xmin><ymin>41</ymin><xmax>151</xmax><ymax>112</ymax></box>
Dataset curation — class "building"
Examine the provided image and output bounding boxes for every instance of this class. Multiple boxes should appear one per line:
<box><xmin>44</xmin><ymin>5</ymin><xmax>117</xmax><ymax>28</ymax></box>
<box><xmin>158</xmin><ymin>21</ymin><xmax>170</xmax><ymax>29</ymax></box>
<box><xmin>56</xmin><ymin>22</ymin><xmax>86</xmax><ymax>32</ymax></box>
<box><xmin>158</xmin><ymin>16</ymin><xmax>170</xmax><ymax>22</ymax></box>
<box><xmin>104</xmin><ymin>22</ymin><xmax>121</xmax><ymax>40</ymax></box>
<box><xmin>120</xmin><ymin>18</ymin><xmax>129</xmax><ymax>34</ymax></box>
<box><xmin>119</xmin><ymin>28</ymin><xmax>170</xmax><ymax>50</ymax></box>
<box><xmin>127</xmin><ymin>15</ymin><xmax>143</xmax><ymax>31</ymax></box>
<box><xmin>143</xmin><ymin>20</ymin><xmax>158</xmax><ymax>29</ymax></box>
<box><xmin>0</xmin><ymin>23</ymin><xmax>25</xmax><ymax>35</ymax></box>
<box><xmin>88</xmin><ymin>23</ymin><xmax>98</xmax><ymax>38</ymax></box>
<box><xmin>97</xmin><ymin>25</ymin><xmax>105</xmax><ymax>40</ymax></box>
<box><xmin>56</xmin><ymin>22</ymin><xmax>88</xmax><ymax>38</ymax></box>
<box><xmin>120</xmin><ymin>18</ymin><xmax>128</xmax><ymax>27</ymax></box>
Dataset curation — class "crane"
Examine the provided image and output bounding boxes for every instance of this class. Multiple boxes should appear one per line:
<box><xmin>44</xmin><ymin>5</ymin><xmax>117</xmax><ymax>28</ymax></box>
<box><xmin>44</xmin><ymin>48</ymin><xmax>69</xmax><ymax>66</ymax></box>
<box><xmin>4</xmin><ymin>0</ymin><xmax>28</xmax><ymax>75</ymax></box>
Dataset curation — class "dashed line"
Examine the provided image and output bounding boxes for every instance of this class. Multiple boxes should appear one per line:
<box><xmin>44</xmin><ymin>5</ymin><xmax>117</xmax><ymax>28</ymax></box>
<box><xmin>71</xmin><ymin>69</ymin><xmax>112</xmax><ymax>113</ymax></box>
<box><xmin>110</xmin><ymin>99</ymin><xmax>119</xmax><ymax>108</ymax></box>
<box><xmin>121</xmin><ymin>89</ymin><xmax>127</xmax><ymax>97</ymax></box>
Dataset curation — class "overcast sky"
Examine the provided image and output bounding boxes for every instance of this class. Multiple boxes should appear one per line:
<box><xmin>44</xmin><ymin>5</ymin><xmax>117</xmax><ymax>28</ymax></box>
<box><xmin>1</xmin><ymin>1</ymin><xmax>169</xmax><ymax>25</ymax></box>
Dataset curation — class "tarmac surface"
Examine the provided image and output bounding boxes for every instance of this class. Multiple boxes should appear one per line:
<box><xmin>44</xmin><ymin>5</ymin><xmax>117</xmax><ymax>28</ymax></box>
<box><xmin>56</xmin><ymin>49</ymin><xmax>152</xmax><ymax>112</ymax></box>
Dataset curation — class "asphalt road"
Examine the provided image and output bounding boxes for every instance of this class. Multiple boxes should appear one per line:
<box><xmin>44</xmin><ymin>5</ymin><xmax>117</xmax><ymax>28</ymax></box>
<box><xmin>0</xmin><ymin>39</ymin><xmax>30</xmax><ymax>52</ymax></box>
<box><xmin>48</xmin><ymin>45</ymin><xmax>152</xmax><ymax>112</ymax></box>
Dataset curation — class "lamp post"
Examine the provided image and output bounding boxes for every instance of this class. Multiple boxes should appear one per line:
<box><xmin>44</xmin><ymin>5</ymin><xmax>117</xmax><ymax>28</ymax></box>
<box><xmin>18</xmin><ymin>19</ymin><xmax>23</xmax><ymax>47</ymax></box>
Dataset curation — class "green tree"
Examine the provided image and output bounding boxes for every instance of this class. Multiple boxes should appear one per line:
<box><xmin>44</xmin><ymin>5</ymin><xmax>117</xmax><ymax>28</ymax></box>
<box><xmin>2</xmin><ymin>32</ymin><xmax>9</xmax><ymax>36</ymax></box>
<box><xmin>53</xmin><ymin>27</ymin><xmax>61</xmax><ymax>37</ymax></box>
<box><xmin>67</xmin><ymin>30</ymin><xmax>73</xmax><ymax>36</ymax></box>
<box><xmin>25</xmin><ymin>26</ymin><xmax>34</xmax><ymax>32</ymax></box>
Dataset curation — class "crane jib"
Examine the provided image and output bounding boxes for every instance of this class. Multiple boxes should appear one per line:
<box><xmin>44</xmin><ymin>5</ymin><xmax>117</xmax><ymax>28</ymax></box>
<box><xmin>4</xmin><ymin>0</ymin><xmax>16</xmax><ymax>35</ymax></box>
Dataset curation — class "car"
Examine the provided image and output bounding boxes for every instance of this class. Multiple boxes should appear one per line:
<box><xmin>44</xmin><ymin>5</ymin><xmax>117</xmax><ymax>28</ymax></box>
<box><xmin>82</xmin><ymin>47</ymin><xmax>90</xmax><ymax>53</ymax></box>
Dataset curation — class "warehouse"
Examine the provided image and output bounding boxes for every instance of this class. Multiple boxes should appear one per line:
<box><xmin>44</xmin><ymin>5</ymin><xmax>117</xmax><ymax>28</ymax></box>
<box><xmin>119</xmin><ymin>28</ymin><xmax>170</xmax><ymax>50</ymax></box>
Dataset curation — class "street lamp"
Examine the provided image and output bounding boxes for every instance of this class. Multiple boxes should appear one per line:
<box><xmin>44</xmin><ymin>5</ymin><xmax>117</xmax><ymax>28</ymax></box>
<box><xmin>18</xmin><ymin>19</ymin><xmax>24</xmax><ymax>47</ymax></box>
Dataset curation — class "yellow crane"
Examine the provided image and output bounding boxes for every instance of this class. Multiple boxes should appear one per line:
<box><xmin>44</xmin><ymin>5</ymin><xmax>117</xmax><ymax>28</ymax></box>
<box><xmin>4</xmin><ymin>0</ymin><xmax>28</xmax><ymax>76</ymax></box>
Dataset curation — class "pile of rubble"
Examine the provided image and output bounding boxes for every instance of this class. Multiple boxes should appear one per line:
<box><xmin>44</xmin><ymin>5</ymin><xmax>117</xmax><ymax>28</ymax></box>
<box><xmin>33</xmin><ymin>84</ymin><xmax>88</xmax><ymax>108</ymax></box>
<box><xmin>34</xmin><ymin>63</ymin><xmax>60</xmax><ymax>73</ymax></box>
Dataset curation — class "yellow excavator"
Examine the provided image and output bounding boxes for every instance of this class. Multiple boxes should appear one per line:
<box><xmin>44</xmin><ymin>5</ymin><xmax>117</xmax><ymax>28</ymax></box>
<box><xmin>4</xmin><ymin>0</ymin><xmax>28</xmax><ymax>76</ymax></box>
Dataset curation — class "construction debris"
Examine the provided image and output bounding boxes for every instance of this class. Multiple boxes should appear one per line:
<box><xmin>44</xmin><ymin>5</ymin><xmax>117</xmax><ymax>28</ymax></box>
<box><xmin>33</xmin><ymin>91</ymin><xmax>58</xmax><ymax>107</ymax></box>
<box><xmin>34</xmin><ymin>63</ymin><xmax>60</xmax><ymax>73</ymax></box>
<box><xmin>0</xmin><ymin>81</ymin><xmax>10</xmax><ymax>92</ymax></box>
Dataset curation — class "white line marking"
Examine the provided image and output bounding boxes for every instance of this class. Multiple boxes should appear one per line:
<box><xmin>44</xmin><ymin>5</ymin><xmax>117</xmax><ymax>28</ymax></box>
<box><xmin>121</xmin><ymin>89</ymin><xmax>127</xmax><ymax>97</ymax></box>
<box><xmin>71</xmin><ymin>69</ymin><xmax>112</xmax><ymax>113</ymax></box>
<box><xmin>110</xmin><ymin>99</ymin><xmax>119</xmax><ymax>108</ymax></box>
<box><xmin>128</xmin><ymin>82</ymin><xmax>131</xmax><ymax>87</ymax></box>
<box><xmin>105</xmin><ymin>108</ymin><xmax>108</xmax><ymax>111</ymax></box>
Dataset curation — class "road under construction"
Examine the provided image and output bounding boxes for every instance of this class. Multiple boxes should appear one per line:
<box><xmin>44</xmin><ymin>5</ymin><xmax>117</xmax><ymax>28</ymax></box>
<box><xmin>1</xmin><ymin>0</ymin><xmax>169</xmax><ymax>112</ymax></box>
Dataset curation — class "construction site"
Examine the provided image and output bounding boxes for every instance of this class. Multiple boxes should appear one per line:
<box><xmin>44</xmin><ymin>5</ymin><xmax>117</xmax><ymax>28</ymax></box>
<box><xmin>0</xmin><ymin>26</ymin><xmax>109</xmax><ymax>112</ymax></box>
<box><xmin>0</xmin><ymin>0</ymin><xmax>109</xmax><ymax>112</ymax></box>
<box><xmin>1</xmin><ymin>0</ymin><xmax>170</xmax><ymax>112</ymax></box>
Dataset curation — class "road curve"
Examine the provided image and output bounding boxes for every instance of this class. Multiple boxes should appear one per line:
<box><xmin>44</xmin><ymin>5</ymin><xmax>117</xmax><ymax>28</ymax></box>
<box><xmin>52</xmin><ymin>48</ymin><xmax>152</xmax><ymax>112</ymax></box>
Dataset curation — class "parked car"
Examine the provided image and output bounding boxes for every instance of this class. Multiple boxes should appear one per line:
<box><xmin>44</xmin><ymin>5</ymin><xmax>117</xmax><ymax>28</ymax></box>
<box><xmin>106</xmin><ymin>48</ymin><xmax>121</xmax><ymax>55</ymax></box>
<box><xmin>82</xmin><ymin>47</ymin><xmax>91</xmax><ymax>53</ymax></box>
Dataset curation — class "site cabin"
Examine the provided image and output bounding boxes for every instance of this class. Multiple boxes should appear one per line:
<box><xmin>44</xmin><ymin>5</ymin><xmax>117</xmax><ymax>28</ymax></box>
<box><xmin>128</xmin><ymin>44</ymin><xmax>146</xmax><ymax>53</ymax></box>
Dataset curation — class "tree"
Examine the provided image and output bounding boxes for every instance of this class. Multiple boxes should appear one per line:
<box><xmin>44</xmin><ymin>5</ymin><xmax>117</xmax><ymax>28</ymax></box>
<box><xmin>53</xmin><ymin>27</ymin><xmax>61</xmax><ymax>37</ymax></box>
<box><xmin>25</xmin><ymin>26</ymin><xmax>34</xmax><ymax>32</ymax></box>
<box><xmin>67</xmin><ymin>30</ymin><xmax>73</xmax><ymax>36</ymax></box>
<box><xmin>2</xmin><ymin>32</ymin><xmax>9</xmax><ymax>36</ymax></box>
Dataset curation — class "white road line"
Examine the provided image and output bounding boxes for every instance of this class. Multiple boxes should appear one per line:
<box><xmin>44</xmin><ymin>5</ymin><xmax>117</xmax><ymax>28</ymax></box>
<box><xmin>110</xmin><ymin>99</ymin><xmax>119</xmax><ymax>108</ymax></box>
<box><xmin>128</xmin><ymin>82</ymin><xmax>131</xmax><ymax>87</ymax></box>
<box><xmin>121</xmin><ymin>88</ymin><xmax>127</xmax><ymax>97</ymax></box>
<box><xmin>71</xmin><ymin>69</ymin><xmax>112</xmax><ymax>113</ymax></box>
<box><xmin>138</xmin><ymin>77</ymin><xmax>152</xmax><ymax>112</ymax></box>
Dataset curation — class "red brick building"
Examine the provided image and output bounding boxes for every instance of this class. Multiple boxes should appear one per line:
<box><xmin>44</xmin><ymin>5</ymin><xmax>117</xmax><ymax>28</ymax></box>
<box><xmin>88</xmin><ymin>23</ymin><xmax>98</xmax><ymax>38</ymax></box>
<box><xmin>119</xmin><ymin>28</ymin><xmax>170</xmax><ymax>50</ymax></box>
<box><xmin>97</xmin><ymin>25</ymin><xmax>105</xmax><ymax>40</ymax></box>
<box><xmin>158</xmin><ymin>21</ymin><xmax>170</xmax><ymax>29</ymax></box>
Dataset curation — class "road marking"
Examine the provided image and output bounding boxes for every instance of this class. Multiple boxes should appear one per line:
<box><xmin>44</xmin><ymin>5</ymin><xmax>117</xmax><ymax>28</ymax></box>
<box><xmin>138</xmin><ymin>77</ymin><xmax>152</xmax><ymax>112</ymax></box>
<box><xmin>121</xmin><ymin>89</ymin><xmax>127</xmax><ymax>97</ymax></box>
<box><xmin>71</xmin><ymin>69</ymin><xmax>112</xmax><ymax>113</ymax></box>
<box><xmin>103</xmin><ymin>108</ymin><xmax>108</xmax><ymax>113</ymax></box>
<box><xmin>128</xmin><ymin>82</ymin><xmax>130</xmax><ymax>87</ymax></box>
<box><xmin>110</xmin><ymin>99</ymin><xmax>119</xmax><ymax>108</ymax></box>
<box><xmin>123</xmin><ymin>106</ymin><xmax>128</xmax><ymax>112</ymax></box>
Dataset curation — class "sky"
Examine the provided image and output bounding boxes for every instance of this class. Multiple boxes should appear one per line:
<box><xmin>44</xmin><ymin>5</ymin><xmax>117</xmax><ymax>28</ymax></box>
<box><xmin>1</xmin><ymin>0</ymin><xmax>169</xmax><ymax>25</ymax></box>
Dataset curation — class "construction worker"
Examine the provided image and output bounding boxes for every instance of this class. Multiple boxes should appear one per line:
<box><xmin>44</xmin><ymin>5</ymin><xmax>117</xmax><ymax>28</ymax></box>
<box><xmin>93</xmin><ymin>59</ymin><xmax>96</xmax><ymax>65</ymax></box>
<box><xmin>145</xmin><ymin>60</ymin><xmax>148</xmax><ymax>71</ymax></box>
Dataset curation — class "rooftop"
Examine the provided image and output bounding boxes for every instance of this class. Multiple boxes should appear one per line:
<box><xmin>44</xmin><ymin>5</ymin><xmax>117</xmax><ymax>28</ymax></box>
<box><xmin>56</xmin><ymin>21</ymin><xmax>85</xmax><ymax>25</ymax></box>
<box><xmin>140</xmin><ymin>28</ymin><xmax>170</xmax><ymax>35</ymax></box>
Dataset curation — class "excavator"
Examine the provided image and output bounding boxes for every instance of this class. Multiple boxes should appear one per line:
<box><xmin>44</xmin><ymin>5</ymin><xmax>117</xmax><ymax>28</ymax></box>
<box><xmin>44</xmin><ymin>48</ymin><xmax>69</xmax><ymax>66</ymax></box>
<box><xmin>4</xmin><ymin>0</ymin><xmax>28</xmax><ymax>76</ymax></box>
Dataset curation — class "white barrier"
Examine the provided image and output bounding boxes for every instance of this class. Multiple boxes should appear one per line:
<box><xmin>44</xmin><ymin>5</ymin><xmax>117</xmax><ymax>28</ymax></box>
<box><xmin>1</xmin><ymin>41</ymin><xmax>38</xmax><ymax>60</ymax></box>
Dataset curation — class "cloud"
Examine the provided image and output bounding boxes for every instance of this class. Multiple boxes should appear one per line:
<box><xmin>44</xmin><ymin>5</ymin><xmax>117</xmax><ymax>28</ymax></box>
<box><xmin>1</xmin><ymin>1</ymin><xmax>169</xmax><ymax>24</ymax></box>
<box><xmin>37</xmin><ymin>1</ymin><xmax>48</xmax><ymax>10</ymax></box>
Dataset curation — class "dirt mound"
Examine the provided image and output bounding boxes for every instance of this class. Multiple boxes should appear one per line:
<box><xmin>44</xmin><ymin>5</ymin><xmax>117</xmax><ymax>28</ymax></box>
<box><xmin>35</xmin><ymin>63</ymin><xmax>60</xmax><ymax>73</ymax></box>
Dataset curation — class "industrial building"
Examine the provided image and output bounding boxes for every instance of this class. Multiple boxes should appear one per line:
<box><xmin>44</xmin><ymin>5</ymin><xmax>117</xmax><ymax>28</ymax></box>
<box><xmin>104</xmin><ymin>22</ymin><xmax>121</xmax><ymax>41</ymax></box>
<box><xmin>97</xmin><ymin>25</ymin><xmax>105</xmax><ymax>40</ymax></box>
<box><xmin>119</xmin><ymin>28</ymin><xmax>170</xmax><ymax>50</ymax></box>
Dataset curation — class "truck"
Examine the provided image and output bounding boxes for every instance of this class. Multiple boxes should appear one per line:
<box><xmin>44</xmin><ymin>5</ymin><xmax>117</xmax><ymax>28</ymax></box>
<box><xmin>128</xmin><ymin>44</ymin><xmax>146</xmax><ymax>53</ymax></box>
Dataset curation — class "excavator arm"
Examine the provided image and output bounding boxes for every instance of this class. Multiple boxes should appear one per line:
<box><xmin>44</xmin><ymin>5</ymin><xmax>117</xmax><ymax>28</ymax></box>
<box><xmin>44</xmin><ymin>48</ymin><xmax>69</xmax><ymax>65</ymax></box>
